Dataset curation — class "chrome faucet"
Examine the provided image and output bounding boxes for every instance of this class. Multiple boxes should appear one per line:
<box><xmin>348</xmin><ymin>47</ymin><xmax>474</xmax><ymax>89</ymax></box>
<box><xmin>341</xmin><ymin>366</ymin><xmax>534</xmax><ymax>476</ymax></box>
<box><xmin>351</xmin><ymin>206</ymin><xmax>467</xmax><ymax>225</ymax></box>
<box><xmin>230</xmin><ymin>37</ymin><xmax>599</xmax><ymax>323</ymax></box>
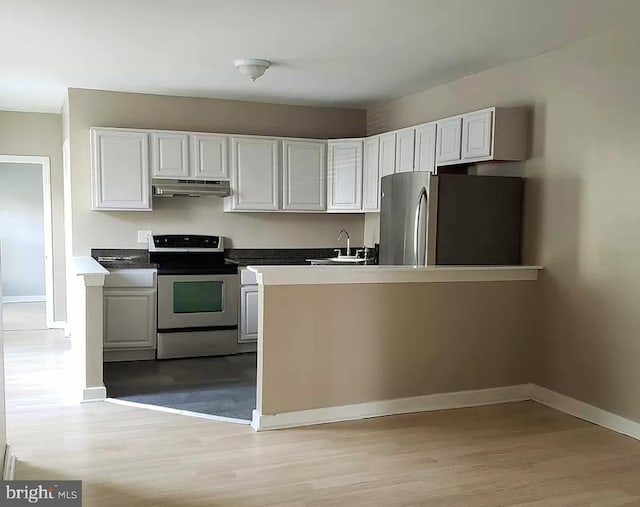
<box><xmin>337</xmin><ymin>229</ymin><xmax>351</xmax><ymax>257</ymax></box>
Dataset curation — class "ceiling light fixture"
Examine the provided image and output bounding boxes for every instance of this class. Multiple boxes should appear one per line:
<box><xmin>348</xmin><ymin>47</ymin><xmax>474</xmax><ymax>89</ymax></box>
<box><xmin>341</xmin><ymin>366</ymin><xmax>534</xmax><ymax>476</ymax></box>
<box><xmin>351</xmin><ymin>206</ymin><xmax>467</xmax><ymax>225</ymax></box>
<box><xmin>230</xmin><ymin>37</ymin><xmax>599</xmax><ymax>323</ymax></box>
<box><xmin>234</xmin><ymin>58</ymin><xmax>271</xmax><ymax>82</ymax></box>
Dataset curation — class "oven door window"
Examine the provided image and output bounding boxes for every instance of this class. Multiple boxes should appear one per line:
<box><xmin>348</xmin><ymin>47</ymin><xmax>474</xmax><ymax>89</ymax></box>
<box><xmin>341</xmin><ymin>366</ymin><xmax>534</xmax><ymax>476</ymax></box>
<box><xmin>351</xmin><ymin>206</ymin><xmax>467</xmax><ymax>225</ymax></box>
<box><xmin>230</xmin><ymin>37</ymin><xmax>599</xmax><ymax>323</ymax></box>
<box><xmin>173</xmin><ymin>281</ymin><xmax>224</xmax><ymax>313</ymax></box>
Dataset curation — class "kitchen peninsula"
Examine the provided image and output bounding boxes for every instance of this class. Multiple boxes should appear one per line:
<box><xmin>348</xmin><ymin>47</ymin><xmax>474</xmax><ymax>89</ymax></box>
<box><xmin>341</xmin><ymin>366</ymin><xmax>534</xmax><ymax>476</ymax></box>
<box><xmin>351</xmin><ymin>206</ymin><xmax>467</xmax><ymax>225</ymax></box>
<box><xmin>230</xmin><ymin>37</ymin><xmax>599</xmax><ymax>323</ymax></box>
<box><xmin>249</xmin><ymin>264</ymin><xmax>542</xmax><ymax>430</ymax></box>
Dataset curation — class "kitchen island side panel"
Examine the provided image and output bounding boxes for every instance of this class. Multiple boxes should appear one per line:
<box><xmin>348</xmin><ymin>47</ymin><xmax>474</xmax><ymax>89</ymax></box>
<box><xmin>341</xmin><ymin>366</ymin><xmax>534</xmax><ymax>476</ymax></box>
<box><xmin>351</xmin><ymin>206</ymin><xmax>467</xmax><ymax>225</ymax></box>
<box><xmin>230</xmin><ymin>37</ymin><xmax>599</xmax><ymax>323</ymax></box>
<box><xmin>259</xmin><ymin>281</ymin><xmax>537</xmax><ymax>415</ymax></box>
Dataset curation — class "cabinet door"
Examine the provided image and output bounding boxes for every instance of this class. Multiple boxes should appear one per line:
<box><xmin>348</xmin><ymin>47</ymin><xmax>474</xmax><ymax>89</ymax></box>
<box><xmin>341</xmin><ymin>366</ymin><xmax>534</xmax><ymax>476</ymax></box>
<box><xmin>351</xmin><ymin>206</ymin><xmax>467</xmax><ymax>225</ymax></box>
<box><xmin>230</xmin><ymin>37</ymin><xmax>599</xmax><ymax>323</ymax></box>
<box><xmin>191</xmin><ymin>133</ymin><xmax>229</xmax><ymax>180</ymax></box>
<box><xmin>395</xmin><ymin>128</ymin><xmax>415</xmax><ymax>173</ymax></box>
<box><xmin>104</xmin><ymin>289</ymin><xmax>156</xmax><ymax>349</ymax></box>
<box><xmin>239</xmin><ymin>286</ymin><xmax>259</xmax><ymax>343</ymax></box>
<box><xmin>436</xmin><ymin>117</ymin><xmax>462</xmax><ymax>165</ymax></box>
<box><xmin>150</xmin><ymin>131</ymin><xmax>189</xmax><ymax>179</ymax></box>
<box><xmin>379</xmin><ymin>132</ymin><xmax>396</xmax><ymax>178</ymax></box>
<box><xmin>362</xmin><ymin>136</ymin><xmax>380</xmax><ymax>211</ymax></box>
<box><xmin>91</xmin><ymin>128</ymin><xmax>151</xmax><ymax>211</ymax></box>
<box><xmin>230</xmin><ymin>137</ymin><xmax>280</xmax><ymax>211</ymax></box>
<box><xmin>414</xmin><ymin>122</ymin><xmax>437</xmax><ymax>172</ymax></box>
<box><xmin>282</xmin><ymin>140</ymin><xmax>326</xmax><ymax>211</ymax></box>
<box><xmin>327</xmin><ymin>140</ymin><xmax>363</xmax><ymax>211</ymax></box>
<box><xmin>461</xmin><ymin>109</ymin><xmax>493</xmax><ymax>160</ymax></box>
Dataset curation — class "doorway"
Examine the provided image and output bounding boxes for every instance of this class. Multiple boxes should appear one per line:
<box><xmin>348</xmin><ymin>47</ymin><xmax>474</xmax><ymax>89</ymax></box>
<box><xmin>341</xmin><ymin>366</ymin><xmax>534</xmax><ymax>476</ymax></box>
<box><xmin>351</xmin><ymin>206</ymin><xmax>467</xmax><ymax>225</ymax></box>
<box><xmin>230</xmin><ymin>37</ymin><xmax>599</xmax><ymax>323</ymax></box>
<box><xmin>0</xmin><ymin>156</ymin><xmax>55</xmax><ymax>329</ymax></box>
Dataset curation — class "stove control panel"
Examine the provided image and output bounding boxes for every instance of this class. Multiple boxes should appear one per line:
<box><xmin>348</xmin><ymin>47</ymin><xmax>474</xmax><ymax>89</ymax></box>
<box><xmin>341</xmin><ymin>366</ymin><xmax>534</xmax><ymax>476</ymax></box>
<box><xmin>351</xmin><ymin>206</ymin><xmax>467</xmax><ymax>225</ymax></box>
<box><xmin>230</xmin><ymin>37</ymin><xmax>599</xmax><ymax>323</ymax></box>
<box><xmin>149</xmin><ymin>235</ymin><xmax>224</xmax><ymax>252</ymax></box>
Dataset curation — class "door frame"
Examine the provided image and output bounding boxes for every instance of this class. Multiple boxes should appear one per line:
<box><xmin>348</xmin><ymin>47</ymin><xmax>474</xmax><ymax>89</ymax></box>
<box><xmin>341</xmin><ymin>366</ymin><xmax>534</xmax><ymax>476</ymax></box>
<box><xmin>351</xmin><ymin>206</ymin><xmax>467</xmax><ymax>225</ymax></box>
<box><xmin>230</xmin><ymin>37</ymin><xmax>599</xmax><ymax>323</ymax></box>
<box><xmin>0</xmin><ymin>155</ymin><xmax>56</xmax><ymax>329</ymax></box>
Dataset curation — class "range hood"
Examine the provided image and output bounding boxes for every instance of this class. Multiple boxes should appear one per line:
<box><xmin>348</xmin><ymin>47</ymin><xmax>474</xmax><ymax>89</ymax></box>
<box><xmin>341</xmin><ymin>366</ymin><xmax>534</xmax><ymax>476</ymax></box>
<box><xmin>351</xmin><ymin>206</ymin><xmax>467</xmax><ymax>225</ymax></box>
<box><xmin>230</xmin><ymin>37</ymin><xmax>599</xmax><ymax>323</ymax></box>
<box><xmin>152</xmin><ymin>179</ymin><xmax>231</xmax><ymax>198</ymax></box>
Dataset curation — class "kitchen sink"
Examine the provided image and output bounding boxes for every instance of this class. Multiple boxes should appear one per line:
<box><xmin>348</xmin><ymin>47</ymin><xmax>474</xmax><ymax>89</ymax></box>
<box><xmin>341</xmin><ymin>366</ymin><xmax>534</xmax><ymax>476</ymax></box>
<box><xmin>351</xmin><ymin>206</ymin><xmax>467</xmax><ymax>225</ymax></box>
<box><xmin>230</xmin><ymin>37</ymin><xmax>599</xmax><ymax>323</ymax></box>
<box><xmin>328</xmin><ymin>256</ymin><xmax>364</xmax><ymax>263</ymax></box>
<box><xmin>307</xmin><ymin>256</ymin><xmax>367</xmax><ymax>265</ymax></box>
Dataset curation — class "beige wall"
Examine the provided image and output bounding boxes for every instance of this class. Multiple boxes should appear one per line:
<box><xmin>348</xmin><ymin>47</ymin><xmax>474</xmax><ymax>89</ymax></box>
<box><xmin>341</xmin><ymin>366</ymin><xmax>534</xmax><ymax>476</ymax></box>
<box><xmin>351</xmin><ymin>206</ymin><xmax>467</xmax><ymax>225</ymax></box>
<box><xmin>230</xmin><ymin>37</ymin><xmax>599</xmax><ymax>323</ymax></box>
<box><xmin>259</xmin><ymin>281</ymin><xmax>536</xmax><ymax>415</ymax></box>
<box><xmin>0</xmin><ymin>111</ymin><xmax>66</xmax><ymax>321</ymax></box>
<box><xmin>365</xmin><ymin>27</ymin><xmax>640</xmax><ymax>422</ymax></box>
<box><xmin>66</xmin><ymin>88</ymin><xmax>367</xmax><ymax>254</ymax></box>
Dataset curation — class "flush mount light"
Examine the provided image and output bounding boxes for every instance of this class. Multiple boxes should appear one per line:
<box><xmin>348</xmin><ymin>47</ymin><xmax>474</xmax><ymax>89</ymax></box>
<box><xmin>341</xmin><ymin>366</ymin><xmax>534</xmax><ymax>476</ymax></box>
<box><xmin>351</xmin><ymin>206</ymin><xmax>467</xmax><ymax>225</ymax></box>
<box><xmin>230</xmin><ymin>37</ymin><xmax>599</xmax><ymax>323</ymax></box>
<box><xmin>234</xmin><ymin>58</ymin><xmax>271</xmax><ymax>82</ymax></box>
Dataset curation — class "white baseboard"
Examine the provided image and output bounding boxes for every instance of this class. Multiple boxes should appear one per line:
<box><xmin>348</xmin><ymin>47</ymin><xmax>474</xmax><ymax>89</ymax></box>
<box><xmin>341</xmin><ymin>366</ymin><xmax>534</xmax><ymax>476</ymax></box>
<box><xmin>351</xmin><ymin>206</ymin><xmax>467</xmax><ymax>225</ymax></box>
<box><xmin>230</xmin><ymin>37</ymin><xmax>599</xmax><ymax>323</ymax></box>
<box><xmin>2</xmin><ymin>444</ymin><xmax>16</xmax><ymax>480</ymax></box>
<box><xmin>252</xmin><ymin>384</ymin><xmax>533</xmax><ymax>431</ymax></box>
<box><xmin>531</xmin><ymin>385</ymin><xmax>640</xmax><ymax>441</ymax></box>
<box><xmin>50</xmin><ymin>320</ymin><xmax>66</xmax><ymax>329</ymax></box>
<box><xmin>252</xmin><ymin>383</ymin><xmax>640</xmax><ymax>443</ymax></box>
<box><xmin>2</xmin><ymin>295</ymin><xmax>45</xmax><ymax>303</ymax></box>
<box><xmin>81</xmin><ymin>386</ymin><xmax>107</xmax><ymax>403</ymax></box>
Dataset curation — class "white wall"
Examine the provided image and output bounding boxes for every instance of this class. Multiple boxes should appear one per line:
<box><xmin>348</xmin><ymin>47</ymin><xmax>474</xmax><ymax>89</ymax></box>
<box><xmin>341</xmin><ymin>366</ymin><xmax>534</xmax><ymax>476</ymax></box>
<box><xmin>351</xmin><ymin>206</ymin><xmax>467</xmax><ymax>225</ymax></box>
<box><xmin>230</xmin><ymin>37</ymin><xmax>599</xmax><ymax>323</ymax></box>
<box><xmin>0</xmin><ymin>163</ymin><xmax>45</xmax><ymax>299</ymax></box>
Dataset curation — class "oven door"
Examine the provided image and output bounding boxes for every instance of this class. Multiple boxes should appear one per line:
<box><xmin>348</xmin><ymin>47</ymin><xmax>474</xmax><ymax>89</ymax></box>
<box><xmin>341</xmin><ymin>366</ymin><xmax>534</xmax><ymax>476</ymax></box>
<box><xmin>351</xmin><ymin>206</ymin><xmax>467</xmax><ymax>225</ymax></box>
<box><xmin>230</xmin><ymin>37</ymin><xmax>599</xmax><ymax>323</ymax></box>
<box><xmin>157</xmin><ymin>274</ymin><xmax>239</xmax><ymax>330</ymax></box>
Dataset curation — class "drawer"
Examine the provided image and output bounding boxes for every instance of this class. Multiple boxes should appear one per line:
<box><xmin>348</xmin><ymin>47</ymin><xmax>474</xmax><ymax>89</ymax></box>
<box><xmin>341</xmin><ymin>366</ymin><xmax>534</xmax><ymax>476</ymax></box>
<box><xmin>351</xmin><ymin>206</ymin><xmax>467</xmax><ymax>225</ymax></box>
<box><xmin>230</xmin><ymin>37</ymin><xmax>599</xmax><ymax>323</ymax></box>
<box><xmin>104</xmin><ymin>269</ymin><xmax>156</xmax><ymax>288</ymax></box>
<box><xmin>240</xmin><ymin>268</ymin><xmax>258</xmax><ymax>285</ymax></box>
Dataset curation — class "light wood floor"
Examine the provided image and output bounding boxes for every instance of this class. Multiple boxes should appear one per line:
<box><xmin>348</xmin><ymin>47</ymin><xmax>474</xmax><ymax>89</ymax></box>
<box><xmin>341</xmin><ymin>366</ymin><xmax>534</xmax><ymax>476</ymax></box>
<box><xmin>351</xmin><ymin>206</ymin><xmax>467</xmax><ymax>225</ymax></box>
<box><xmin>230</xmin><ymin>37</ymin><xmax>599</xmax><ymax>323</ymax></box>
<box><xmin>4</xmin><ymin>303</ymin><xmax>640</xmax><ymax>506</ymax></box>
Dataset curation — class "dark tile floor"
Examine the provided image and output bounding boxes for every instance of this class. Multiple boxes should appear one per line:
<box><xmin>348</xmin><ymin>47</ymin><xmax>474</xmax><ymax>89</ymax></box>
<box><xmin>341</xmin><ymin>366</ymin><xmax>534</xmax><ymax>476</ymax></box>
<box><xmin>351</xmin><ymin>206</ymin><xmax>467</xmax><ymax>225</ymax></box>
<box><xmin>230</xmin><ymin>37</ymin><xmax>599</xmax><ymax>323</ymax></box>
<box><xmin>103</xmin><ymin>353</ymin><xmax>257</xmax><ymax>420</ymax></box>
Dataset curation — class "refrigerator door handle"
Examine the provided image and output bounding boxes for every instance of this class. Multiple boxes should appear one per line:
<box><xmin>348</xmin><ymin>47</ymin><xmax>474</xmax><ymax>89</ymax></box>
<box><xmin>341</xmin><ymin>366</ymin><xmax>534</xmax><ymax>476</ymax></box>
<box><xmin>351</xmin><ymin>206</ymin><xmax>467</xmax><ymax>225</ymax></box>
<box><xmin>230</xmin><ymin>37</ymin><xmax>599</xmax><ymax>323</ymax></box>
<box><xmin>413</xmin><ymin>185</ymin><xmax>428</xmax><ymax>266</ymax></box>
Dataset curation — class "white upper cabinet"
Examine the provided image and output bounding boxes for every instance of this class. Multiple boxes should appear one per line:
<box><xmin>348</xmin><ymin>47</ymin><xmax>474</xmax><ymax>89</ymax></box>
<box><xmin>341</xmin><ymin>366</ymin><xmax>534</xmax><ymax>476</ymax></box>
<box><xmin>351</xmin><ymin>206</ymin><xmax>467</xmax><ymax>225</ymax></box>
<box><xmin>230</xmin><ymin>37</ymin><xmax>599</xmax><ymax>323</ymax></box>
<box><xmin>395</xmin><ymin>128</ymin><xmax>415</xmax><ymax>173</ymax></box>
<box><xmin>461</xmin><ymin>109</ymin><xmax>493</xmax><ymax>160</ymax></box>
<box><xmin>151</xmin><ymin>132</ymin><xmax>229</xmax><ymax>180</ymax></box>
<box><xmin>437</xmin><ymin>107</ymin><xmax>527</xmax><ymax>166</ymax></box>
<box><xmin>90</xmin><ymin>106</ymin><xmax>526</xmax><ymax>214</ymax></box>
<box><xmin>91</xmin><ymin>128</ymin><xmax>151</xmax><ymax>211</ymax></box>
<box><xmin>414</xmin><ymin>122</ymin><xmax>437</xmax><ymax>172</ymax></box>
<box><xmin>228</xmin><ymin>136</ymin><xmax>280</xmax><ymax>211</ymax></box>
<box><xmin>191</xmin><ymin>133</ymin><xmax>229</xmax><ymax>180</ymax></box>
<box><xmin>362</xmin><ymin>136</ymin><xmax>380</xmax><ymax>211</ymax></box>
<box><xmin>436</xmin><ymin>117</ymin><xmax>463</xmax><ymax>165</ymax></box>
<box><xmin>282</xmin><ymin>139</ymin><xmax>326</xmax><ymax>211</ymax></box>
<box><xmin>150</xmin><ymin>132</ymin><xmax>189</xmax><ymax>179</ymax></box>
<box><xmin>327</xmin><ymin>139</ymin><xmax>363</xmax><ymax>212</ymax></box>
<box><xmin>379</xmin><ymin>132</ymin><xmax>396</xmax><ymax>179</ymax></box>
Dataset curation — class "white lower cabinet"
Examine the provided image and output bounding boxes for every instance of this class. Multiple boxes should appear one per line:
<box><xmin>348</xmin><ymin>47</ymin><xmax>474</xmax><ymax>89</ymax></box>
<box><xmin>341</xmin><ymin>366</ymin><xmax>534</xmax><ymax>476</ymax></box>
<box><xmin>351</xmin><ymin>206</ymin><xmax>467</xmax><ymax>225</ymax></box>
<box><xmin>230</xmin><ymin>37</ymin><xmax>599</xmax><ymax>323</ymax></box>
<box><xmin>104</xmin><ymin>289</ymin><xmax>156</xmax><ymax>349</ymax></box>
<box><xmin>239</xmin><ymin>285</ymin><xmax>258</xmax><ymax>343</ymax></box>
<box><xmin>103</xmin><ymin>269</ymin><xmax>157</xmax><ymax>361</ymax></box>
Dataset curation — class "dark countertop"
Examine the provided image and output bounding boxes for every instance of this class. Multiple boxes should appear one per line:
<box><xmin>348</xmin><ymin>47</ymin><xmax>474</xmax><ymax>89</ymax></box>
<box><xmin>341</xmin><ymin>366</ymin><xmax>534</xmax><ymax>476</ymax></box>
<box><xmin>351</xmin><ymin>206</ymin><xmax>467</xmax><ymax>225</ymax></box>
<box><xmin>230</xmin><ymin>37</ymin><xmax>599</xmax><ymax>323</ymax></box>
<box><xmin>91</xmin><ymin>247</ymin><xmax>377</xmax><ymax>270</ymax></box>
<box><xmin>225</xmin><ymin>247</ymin><xmax>375</xmax><ymax>266</ymax></box>
<box><xmin>91</xmin><ymin>249</ymin><xmax>157</xmax><ymax>270</ymax></box>
<box><xmin>230</xmin><ymin>258</ymin><xmax>314</xmax><ymax>267</ymax></box>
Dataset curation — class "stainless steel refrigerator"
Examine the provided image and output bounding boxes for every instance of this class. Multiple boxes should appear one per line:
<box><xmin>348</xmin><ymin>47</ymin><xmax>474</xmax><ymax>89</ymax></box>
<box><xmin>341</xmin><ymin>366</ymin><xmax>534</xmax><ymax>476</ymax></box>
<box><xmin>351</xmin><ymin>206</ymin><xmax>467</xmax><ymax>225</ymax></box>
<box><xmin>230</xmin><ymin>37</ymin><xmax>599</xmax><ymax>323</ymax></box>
<box><xmin>379</xmin><ymin>172</ymin><xmax>523</xmax><ymax>266</ymax></box>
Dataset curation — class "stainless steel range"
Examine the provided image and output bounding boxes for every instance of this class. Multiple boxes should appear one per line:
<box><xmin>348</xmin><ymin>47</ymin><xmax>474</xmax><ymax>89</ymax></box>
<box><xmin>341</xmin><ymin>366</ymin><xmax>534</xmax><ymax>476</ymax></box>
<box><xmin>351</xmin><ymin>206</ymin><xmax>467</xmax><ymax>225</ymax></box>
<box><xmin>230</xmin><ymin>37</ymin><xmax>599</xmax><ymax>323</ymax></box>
<box><xmin>149</xmin><ymin>234</ymin><xmax>253</xmax><ymax>359</ymax></box>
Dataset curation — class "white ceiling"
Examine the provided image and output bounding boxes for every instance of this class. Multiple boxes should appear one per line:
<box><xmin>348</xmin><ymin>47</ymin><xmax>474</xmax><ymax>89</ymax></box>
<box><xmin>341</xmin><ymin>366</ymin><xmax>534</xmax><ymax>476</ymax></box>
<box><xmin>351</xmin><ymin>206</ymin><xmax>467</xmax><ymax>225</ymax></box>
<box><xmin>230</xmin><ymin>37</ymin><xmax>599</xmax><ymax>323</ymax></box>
<box><xmin>1</xmin><ymin>0</ymin><xmax>637</xmax><ymax>113</ymax></box>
